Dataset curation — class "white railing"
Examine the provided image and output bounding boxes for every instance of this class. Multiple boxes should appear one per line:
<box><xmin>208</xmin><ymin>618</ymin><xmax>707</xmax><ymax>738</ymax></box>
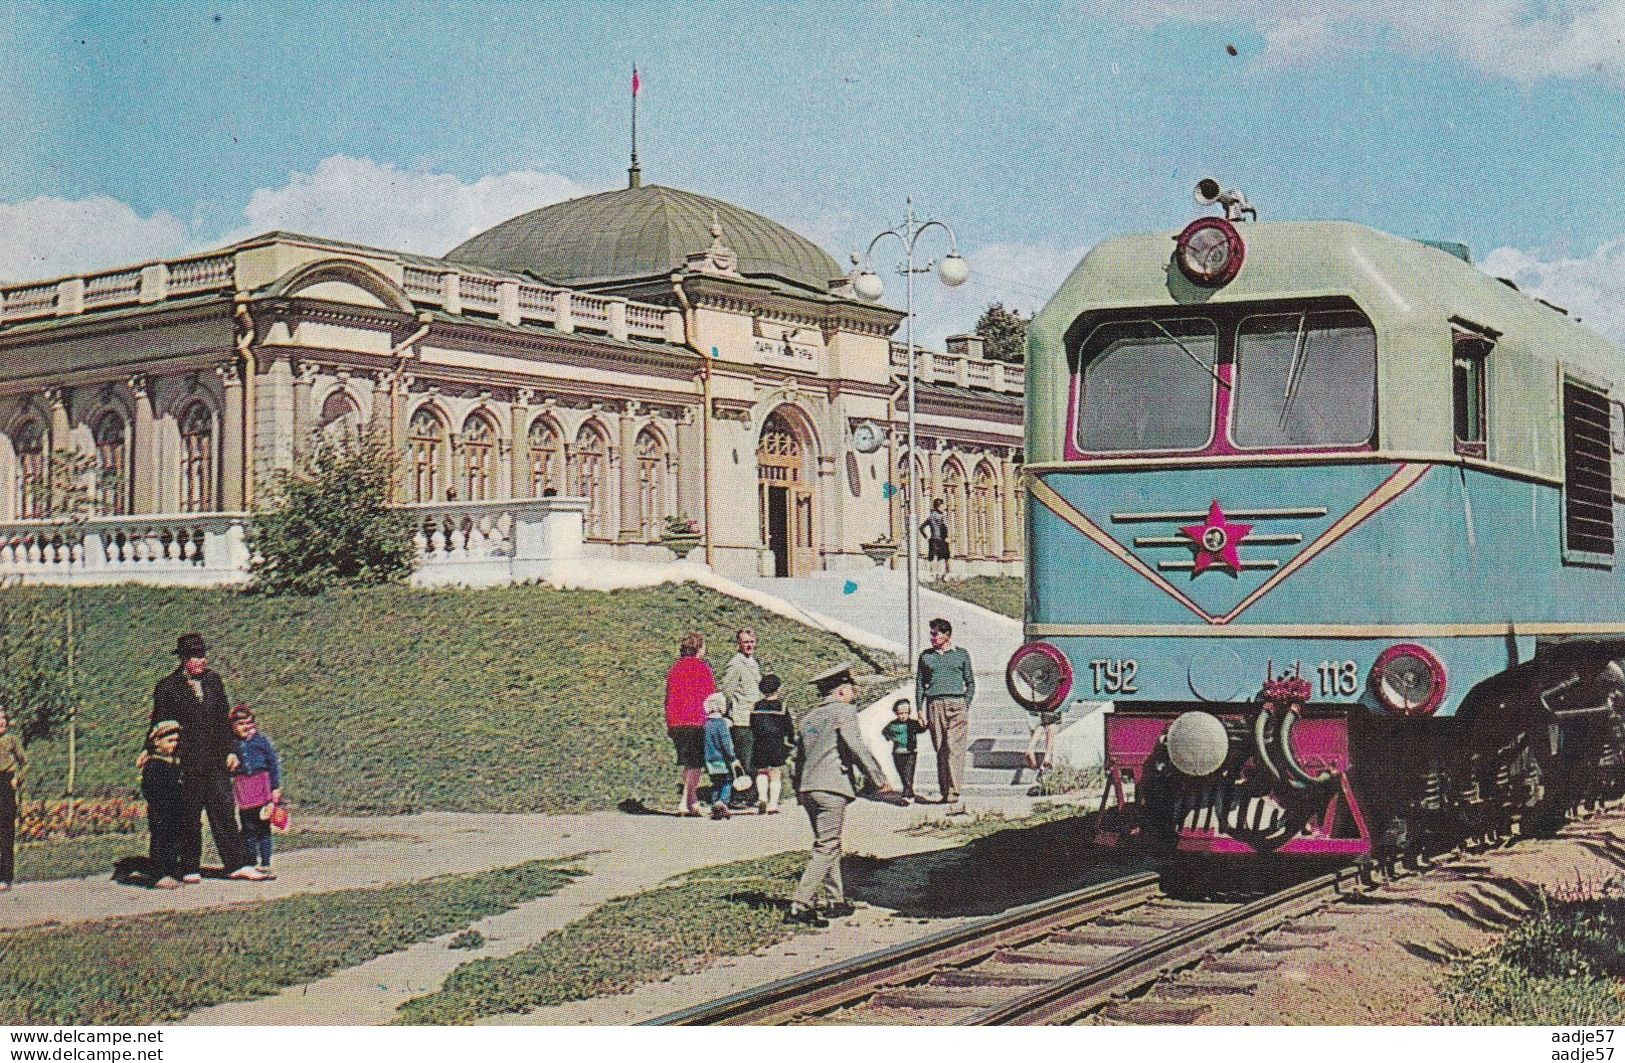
<box><xmin>572</xmin><ymin>292</ymin><xmax>611</xmax><ymax>329</ymax></box>
<box><xmin>886</xmin><ymin>343</ymin><xmax>1023</xmax><ymax>395</ymax></box>
<box><xmin>1006</xmin><ymin>365</ymin><xmax>1025</xmax><ymax>389</ymax></box>
<box><xmin>0</xmin><ymin>499</ymin><xmax>589</xmax><ymax>588</ymax></box>
<box><xmin>3</xmin><ymin>282</ymin><xmax>58</xmax><ymax>321</ymax></box>
<box><xmin>402</xmin><ymin>267</ymin><xmax>442</xmax><ymax>299</ymax></box>
<box><xmin>0</xmin><ymin>513</ymin><xmax>251</xmax><ymax>586</ymax></box>
<box><xmin>168</xmin><ymin>253</ymin><xmax>234</xmax><ymax>294</ymax></box>
<box><xmin>83</xmin><ymin>269</ymin><xmax>143</xmax><ymax>309</ymax></box>
<box><xmin>402</xmin><ymin>497</ymin><xmax>587</xmax><ymax>587</ymax></box>
<box><xmin>460</xmin><ymin>275</ymin><xmax>501</xmax><ymax>311</ymax></box>
<box><xmin>625</xmin><ymin>302</ymin><xmax>666</xmax><ymax>338</ymax></box>
<box><xmin>517</xmin><ymin>284</ymin><xmax>555</xmax><ymax>318</ymax></box>
<box><xmin>966</xmin><ymin>360</ymin><xmax>994</xmax><ymax>387</ymax></box>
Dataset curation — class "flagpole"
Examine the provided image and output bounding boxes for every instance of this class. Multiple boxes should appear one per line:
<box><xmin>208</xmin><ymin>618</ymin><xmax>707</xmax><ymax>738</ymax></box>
<box><xmin>628</xmin><ymin>66</ymin><xmax>642</xmax><ymax>189</ymax></box>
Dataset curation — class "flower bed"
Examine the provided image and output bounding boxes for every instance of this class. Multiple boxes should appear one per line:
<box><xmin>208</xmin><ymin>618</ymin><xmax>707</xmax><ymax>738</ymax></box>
<box><xmin>18</xmin><ymin>796</ymin><xmax>145</xmax><ymax>842</ymax></box>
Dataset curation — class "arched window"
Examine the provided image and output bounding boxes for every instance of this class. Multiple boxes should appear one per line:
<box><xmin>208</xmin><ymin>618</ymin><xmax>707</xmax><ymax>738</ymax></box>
<box><xmin>457</xmin><ymin>413</ymin><xmax>497</xmax><ymax>502</ymax></box>
<box><xmin>571</xmin><ymin>421</ymin><xmax>612</xmax><ymax>539</ymax></box>
<box><xmin>528</xmin><ymin>417</ymin><xmax>562</xmax><ymax>496</ymax></box>
<box><xmin>635</xmin><ymin>427</ymin><xmax>668</xmax><ymax>539</ymax></box>
<box><xmin>408</xmin><ymin>407</ymin><xmax>447</xmax><ymax>503</ymax></box>
<box><xmin>941</xmin><ymin>458</ymin><xmax>968</xmax><ymax>557</ymax></box>
<box><xmin>93</xmin><ymin>411</ymin><xmax>129</xmax><ymax>516</ymax></box>
<box><xmin>12</xmin><ymin>420</ymin><xmax>45</xmax><ymax>520</ymax></box>
<box><xmin>178</xmin><ymin>403</ymin><xmax>215</xmax><ymax>513</ymax></box>
<box><xmin>971</xmin><ymin>460</ymin><xmax>998</xmax><ymax>558</ymax></box>
<box><xmin>317</xmin><ymin>391</ymin><xmax>362</xmax><ymax>441</ymax></box>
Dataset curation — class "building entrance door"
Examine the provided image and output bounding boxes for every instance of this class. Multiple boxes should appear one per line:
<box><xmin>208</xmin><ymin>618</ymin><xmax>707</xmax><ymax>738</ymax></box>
<box><xmin>758</xmin><ymin>412</ymin><xmax>814</xmax><ymax>577</ymax></box>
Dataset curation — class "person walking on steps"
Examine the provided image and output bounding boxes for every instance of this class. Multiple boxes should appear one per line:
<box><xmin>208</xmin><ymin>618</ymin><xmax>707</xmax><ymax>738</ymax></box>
<box><xmin>920</xmin><ymin>499</ymin><xmax>951</xmax><ymax>580</ymax></box>
<box><xmin>788</xmin><ymin>665</ymin><xmax>895</xmax><ymax>927</ymax></box>
<box><xmin>917</xmin><ymin>618</ymin><xmax>974</xmax><ymax>808</ymax></box>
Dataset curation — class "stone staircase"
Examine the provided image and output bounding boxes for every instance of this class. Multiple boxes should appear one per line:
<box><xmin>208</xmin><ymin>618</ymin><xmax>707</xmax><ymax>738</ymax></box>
<box><xmin>738</xmin><ymin>570</ymin><xmax>1063</xmax><ymax>797</ymax></box>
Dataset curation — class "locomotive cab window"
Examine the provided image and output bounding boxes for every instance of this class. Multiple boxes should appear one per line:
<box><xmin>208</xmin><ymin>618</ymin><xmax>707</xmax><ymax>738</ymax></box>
<box><xmin>1452</xmin><ymin>333</ymin><xmax>1492</xmax><ymax>458</ymax></box>
<box><xmin>1562</xmin><ymin>378</ymin><xmax>1614</xmax><ymax>563</ymax></box>
<box><xmin>1231</xmin><ymin>309</ymin><xmax>1376</xmax><ymax>449</ymax></box>
<box><xmin>1074</xmin><ymin>317</ymin><xmax>1218</xmax><ymax>453</ymax></box>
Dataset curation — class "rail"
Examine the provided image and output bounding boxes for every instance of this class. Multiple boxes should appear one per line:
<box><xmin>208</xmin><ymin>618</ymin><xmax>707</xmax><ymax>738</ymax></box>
<box><xmin>644</xmin><ymin>872</ymin><xmax>1159</xmax><ymax>1025</ymax></box>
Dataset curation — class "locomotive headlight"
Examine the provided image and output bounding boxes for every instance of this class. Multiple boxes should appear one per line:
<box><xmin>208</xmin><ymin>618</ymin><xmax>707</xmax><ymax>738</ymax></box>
<box><xmin>1006</xmin><ymin>642</ymin><xmax>1073</xmax><ymax>713</ymax></box>
<box><xmin>1372</xmin><ymin>643</ymin><xmax>1447</xmax><ymax>716</ymax></box>
<box><xmin>1166</xmin><ymin>710</ymin><xmax>1230</xmax><ymax>777</ymax></box>
<box><xmin>1174</xmin><ymin>217</ymin><xmax>1246</xmax><ymax>287</ymax></box>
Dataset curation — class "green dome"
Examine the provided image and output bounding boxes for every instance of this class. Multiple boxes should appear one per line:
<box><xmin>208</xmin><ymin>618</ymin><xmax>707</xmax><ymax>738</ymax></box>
<box><xmin>445</xmin><ymin>184</ymin><xmax>844</xmax><ymax>294</ymax></box>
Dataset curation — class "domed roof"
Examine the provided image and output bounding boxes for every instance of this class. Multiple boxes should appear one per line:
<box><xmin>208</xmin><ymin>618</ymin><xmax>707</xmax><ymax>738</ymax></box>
<box><xmin>445</xmin><ymin>184</ymin><xmax>844</xmax><ymax>294</ymax></box>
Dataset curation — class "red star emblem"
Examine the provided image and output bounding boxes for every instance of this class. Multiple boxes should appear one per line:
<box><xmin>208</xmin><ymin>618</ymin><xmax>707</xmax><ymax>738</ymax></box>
<box><xmin>1180</xmin><ymin>500</ymin><xmax>1253</xmax><ymax>576</ymax></box>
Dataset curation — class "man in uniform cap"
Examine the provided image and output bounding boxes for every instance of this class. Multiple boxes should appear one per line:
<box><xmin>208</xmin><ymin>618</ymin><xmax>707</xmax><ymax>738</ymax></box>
<box><xmin>151</xmin><ymin>633</ymin><xmax>266</xmax><ymax>882</ymax></box>
<box><xmin>788</xmin><ymin>664</ymin><xmax>895</xmax><ymax>926</ymax></box>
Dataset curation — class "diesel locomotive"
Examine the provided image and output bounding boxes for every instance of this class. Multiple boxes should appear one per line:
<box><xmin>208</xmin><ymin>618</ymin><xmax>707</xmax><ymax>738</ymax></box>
<box><xmin>1006</xmin><ymin>183</ymin><xmax>1625</xmax><ymax>864</ymax></box>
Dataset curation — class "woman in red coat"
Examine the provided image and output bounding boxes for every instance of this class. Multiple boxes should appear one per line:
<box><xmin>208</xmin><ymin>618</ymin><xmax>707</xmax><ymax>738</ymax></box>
<box><xmin>665</xmin><ymin>631</ymin><xmax>716</xmax><ymax>816</ymax></box>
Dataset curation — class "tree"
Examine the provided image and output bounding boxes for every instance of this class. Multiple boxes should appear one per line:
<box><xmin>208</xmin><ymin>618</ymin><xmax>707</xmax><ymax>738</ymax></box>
<box><xmin>249</xmin><ymin>430</ymin><xmax>417</xmax><ymax>595</ymax></box>
<box><xmin>976</xmin><ymin>302</ymin><xmax>1032</xmax><ymax>364</ymax></box>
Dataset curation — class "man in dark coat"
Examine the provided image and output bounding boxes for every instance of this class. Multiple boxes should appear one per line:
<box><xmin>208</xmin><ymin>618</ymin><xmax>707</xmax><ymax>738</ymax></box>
<box><xmin>151</xmin><ymin>633</ymin><xmax>266</xmax><ymax>882</ymax></box>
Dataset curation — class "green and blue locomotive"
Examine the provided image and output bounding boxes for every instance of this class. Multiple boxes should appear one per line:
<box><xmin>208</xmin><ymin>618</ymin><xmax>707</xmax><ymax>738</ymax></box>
<box><xmin>1007</xmin><ymin>185</ymin><xmax>1625</xmax><ymax>863</ymax></box>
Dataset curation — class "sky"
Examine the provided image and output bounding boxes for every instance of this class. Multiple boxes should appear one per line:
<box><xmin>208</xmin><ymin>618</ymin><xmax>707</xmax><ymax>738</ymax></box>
<box><xmin>1</xmin><ymin>0</ymin><xmax>1623</xmax><ymax>348</ymax></box>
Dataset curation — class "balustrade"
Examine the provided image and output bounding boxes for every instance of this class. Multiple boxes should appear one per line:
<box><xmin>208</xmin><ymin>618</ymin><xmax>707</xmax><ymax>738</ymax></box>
<box><xmin>168</xmin><ymin>254</ymin><xmax>234</xmax><ymax>293</ymax></box>
<box><xmin>83</xmin><ymin>270</ymin><xmax>143</xmax><ymax>309</ymax></box>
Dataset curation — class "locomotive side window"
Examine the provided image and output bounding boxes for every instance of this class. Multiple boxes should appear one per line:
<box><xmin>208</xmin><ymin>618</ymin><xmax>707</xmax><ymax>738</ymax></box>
<box><xmin>1075</xmin><ymin>318</ymin><xmax>1218</xmax><ymax>453</ymax></box>
<box><xmin>1611</xmin><ymin>401</ymin><xmax>1625</xmax><ymax>456</ymax></box>
<box><xmin>1452</xmin><ymin>334</ymin><xmax>1492</xmax><ymax>458</ymax></box>
<box><xmin>1562</xmin><ymin>379</ymin><xmax>1614</xmax><ymax>561</ymax></box>
<box><xmin>1231</xmin><ymin>310</ymin><xmax>1376</xmax><ymax>448</ymax></box>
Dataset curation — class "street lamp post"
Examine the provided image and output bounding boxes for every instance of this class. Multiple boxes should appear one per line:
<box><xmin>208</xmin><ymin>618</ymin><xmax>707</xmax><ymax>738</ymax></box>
<box><xmin>853</xmin><ymin>198</ymin><xmax>969</xmax><ymax>666</ymax></box>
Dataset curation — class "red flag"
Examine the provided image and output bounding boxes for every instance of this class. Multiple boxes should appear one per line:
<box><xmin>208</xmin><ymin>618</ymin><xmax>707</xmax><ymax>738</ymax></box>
<box><xmin>632</xmin><ymin>67</ymin><xmax>641</xmax><ymax>97</ymax></box>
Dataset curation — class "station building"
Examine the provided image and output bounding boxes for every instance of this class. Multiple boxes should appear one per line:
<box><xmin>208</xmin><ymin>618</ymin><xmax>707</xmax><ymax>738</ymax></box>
<box><xmin>0</xmin><ymin>174</ymin><xmax>1024</xmax><ymax>580</ymax></box>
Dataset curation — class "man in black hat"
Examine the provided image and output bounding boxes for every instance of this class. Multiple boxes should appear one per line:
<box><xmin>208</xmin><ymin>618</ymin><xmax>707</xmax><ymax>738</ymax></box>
<box><xmin>152</xmin><ymin>633</ymin><xmax>266</xmax><ymax>882</ymax></box>
<box><xmin>787</xmin><ymin>664</ymin><xmax>894</xmax><ymax>926</ymax></box>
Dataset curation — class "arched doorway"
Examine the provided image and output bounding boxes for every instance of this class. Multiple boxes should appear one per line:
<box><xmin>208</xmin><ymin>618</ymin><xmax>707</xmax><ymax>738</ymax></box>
<box><xmin>757</xmin><ymin>410</ymin><xmax>816</xmax><ymax>577</ymax></box>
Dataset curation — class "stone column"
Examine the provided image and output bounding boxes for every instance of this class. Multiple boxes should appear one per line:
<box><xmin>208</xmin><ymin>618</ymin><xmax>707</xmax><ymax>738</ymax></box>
<box><xmin>291</xmin><ymin>361</ymin><xmax>316</xmax><ymax>456</ymax></box>
<box><xmin>218</xmin><ymin>362</ymin><xmax>245</xmax><ymax>511</ymax></box>
<box><xmin>928</xmin><ymin>443</ymin><xmax>945</xmax><ymax>512</ymax></box>
<box><xmin>46</xmin><ymin>387</ymin><xmax>70</xmax><ymax>453</ymax></box>
<box><xmin>1001</xmin><ymin>453</ymin><xmax>1021</xmax><ymax>558</ymax></box>
<box><xmin>130</xmin><ymin>375</ymin><xmax>156</xmax><ymax>514</ymax></box>
<box><xmin>618</xmin><ymin>403</ymin><xmax>642</xmax><ymax>540</ymax></box>
<box><xmin>817</xmin><ymin>453</ymin><xmax>840</xmax><ymax>564</ymax></box>
<box><xmin>510</xmin><ymin>391</ymin><xmax>532</xmax><ymax>498</ymax></box>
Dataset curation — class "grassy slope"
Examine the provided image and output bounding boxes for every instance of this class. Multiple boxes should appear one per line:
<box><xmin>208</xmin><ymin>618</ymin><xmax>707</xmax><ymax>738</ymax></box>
<box><xmin>14</xmin><ymin>583</ymin><xmax>887</xmax><ymax>814</ymax></box>
<box><xmin>931</xmin><ymin>575</ymin><xmax>1023</xmax><ymax>620</ymax></box>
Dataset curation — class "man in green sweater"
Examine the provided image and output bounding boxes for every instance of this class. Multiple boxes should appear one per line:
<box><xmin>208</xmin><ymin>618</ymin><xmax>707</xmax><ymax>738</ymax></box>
<box><xmin>916</xmin><ymin>618</ymin><xmax>975</xmax><ymax>805</ymax></box>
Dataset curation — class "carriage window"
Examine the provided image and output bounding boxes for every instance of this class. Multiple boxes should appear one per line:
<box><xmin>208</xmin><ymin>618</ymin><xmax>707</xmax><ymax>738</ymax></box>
<box><xmin>1563</xmin><ymin>380</ymin><xmax>1614</xmax><ymax>561</ymax></box>
<box><xmin>1075</xmin><ymin>318</ymin><xmax>1218</xmax><ymax>453</ymax></box>
<box><xmin>1453</xmin><ymin>334</ymin><xmax>1491</xmax><ymax>458</ymax></box>
<box><xmin>1232</xmin><ymin>310</ymin><xmax>1376</xmax><ymax>449</ymax></box>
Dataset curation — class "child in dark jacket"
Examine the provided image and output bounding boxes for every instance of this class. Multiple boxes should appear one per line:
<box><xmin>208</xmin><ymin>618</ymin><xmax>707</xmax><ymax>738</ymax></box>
<box><xmin>882</xmin><ymin>698</ymin><xmax>928</xmax><ymax>803</ymax></box>
<box><xmin>229</xmin><ymin>706</ymin><xmax>281</xmax><ymax>873</ymax></box>
<box><xmin>702</xmin><ymin>693</ymin><xmax>742</xmax><ymax>820</ymax></box>
<box><xmin>750</xmin><ymin>674</ymin><xmax>794</xmax><ymax>815</ymax></box>
<box><xmin>140</xmin><ymin>720</ymin><xmax>186</xmax><ymax>888</ymax></box>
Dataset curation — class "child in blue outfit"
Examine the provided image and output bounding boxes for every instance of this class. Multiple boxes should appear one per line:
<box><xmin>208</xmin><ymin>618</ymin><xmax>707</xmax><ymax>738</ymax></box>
<box><xmin>229</xmin><ymin>706</ymin><xmax>281</xmax><ymax>873</ymax></box>
<box><xmin>881</xmin><ymin>698</ymin><xmax>928</xmax><ymax>803</ymax></box>
<box><xmin>702</xmin><ymin>693</ymin><xmax>744</xmax><ymax>820</ymax></box>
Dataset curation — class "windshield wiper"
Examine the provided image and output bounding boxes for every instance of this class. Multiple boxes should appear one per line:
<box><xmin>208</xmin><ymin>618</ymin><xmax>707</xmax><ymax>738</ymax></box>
<box><xmin>1278</xmin><ymin>312</ymin><xmax>1310</xmax><ymax>431</ymax></box>
<box><xmin>1149</xmin><ymin>319</ymin><xmax>1223</xmax><ymax>387</ymax></box>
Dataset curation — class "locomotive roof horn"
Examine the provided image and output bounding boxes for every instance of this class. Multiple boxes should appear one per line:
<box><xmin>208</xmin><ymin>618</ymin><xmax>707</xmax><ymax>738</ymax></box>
<box><xmin>1195</xmin><ymin>178</ymin><xmax>1257</xmax><ymax>222</ymax></box>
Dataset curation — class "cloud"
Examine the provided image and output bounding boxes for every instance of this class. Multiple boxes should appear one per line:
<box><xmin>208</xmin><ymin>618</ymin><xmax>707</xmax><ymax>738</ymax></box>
<box><xmin>0</xmin><ymin>196</ymin><xmax>191</xmax><ymax>282</ymax></box>
<box><xmin>218</xmin><ymin>155</ymin><xmax>597</xmax><ymax>256</ymax></box>
<box><xmin>1481</xmin><ymin>237</ymin><xmax>1625</xmax><ymax>343</ymax></box>
<box><xmin>0</xmin><ymin>156</ymin><xmax>598</xmax><ymax>285</ymax></box>
<box><xmin>1103</xmin><ymin>0</ymin><xmax>1625</xmax><ymax>86</ymax></box>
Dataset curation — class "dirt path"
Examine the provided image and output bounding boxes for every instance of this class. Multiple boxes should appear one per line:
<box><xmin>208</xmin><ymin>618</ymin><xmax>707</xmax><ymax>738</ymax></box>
<box><xmin>1095</xmin><ymin>809</ymin><xmax>1625</xmax><ymax>1026</ymax></box>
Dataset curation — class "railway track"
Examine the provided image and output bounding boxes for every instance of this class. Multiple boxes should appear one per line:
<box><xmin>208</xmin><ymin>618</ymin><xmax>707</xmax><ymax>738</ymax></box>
<box><xmin>645</xmin><ymin>867</ymin><xmax>1357</xmax><ymax>1026</ymax></box>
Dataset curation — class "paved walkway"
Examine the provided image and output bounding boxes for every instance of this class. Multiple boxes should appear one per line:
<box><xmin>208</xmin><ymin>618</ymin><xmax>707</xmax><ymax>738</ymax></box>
<box><xmin>0</xmin><ymin>796</ymin><xmax>1052</xmax><ymax>1025</ymax></box>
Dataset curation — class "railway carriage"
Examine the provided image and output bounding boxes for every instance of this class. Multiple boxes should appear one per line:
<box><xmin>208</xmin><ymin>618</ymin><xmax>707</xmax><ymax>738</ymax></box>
<box><xmin>1006</xmin><ymin>189</ymin><xmax>1625</xmax><ymax>865</ymax></box>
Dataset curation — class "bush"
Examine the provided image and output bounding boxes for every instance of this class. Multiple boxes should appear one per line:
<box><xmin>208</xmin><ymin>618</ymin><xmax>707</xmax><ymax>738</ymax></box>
<box><xmin>17</xmin><ymin>796</ymin><xmax>146</xmax><ymax>842</ymax></box>
<box><xmin>249</xmin><ymin>431</ymin><xmax>416</xmax><ymax>595</ymax></box>
<box><xmin>0</xmin><ymin>590</ymin><xmax>72</xmax><ymax>739</ymax></box>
